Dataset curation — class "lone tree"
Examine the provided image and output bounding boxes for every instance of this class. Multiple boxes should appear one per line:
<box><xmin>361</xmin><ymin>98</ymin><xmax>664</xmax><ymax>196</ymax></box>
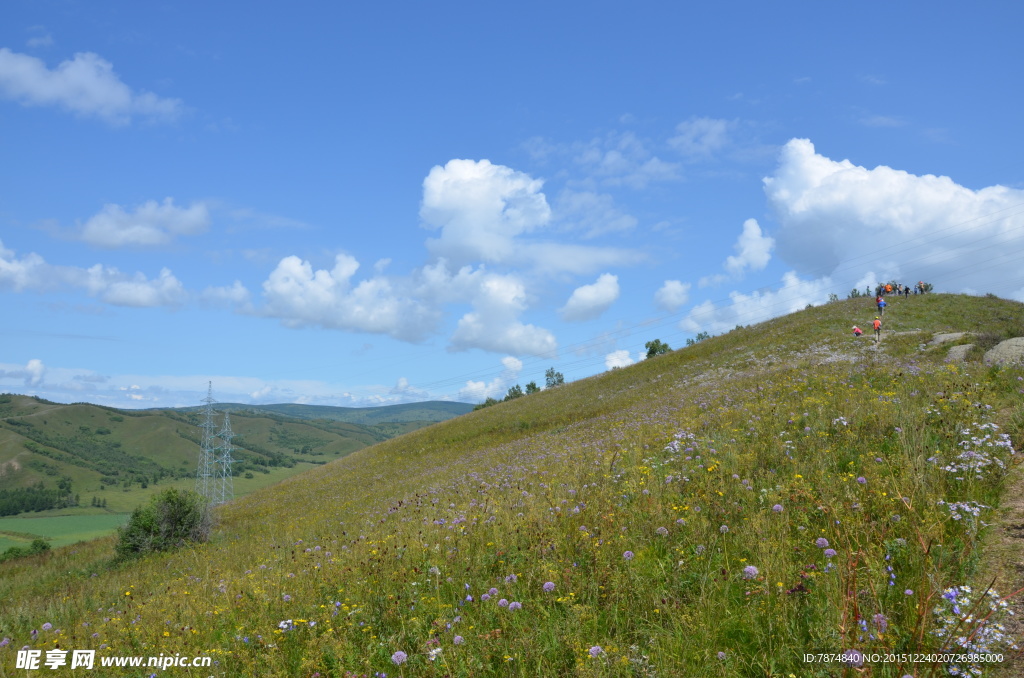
<box><xmin>545</xmin><ymin>368</ymin><xmax>565</xmax><ymax>388</ymax></box>
<box><xmin>645</xmin><ymin>339</ymin><xmax>672</xmax><ymax>358</ymax></box>
<box><xmin>115</xmin><ymin>488</ymin><xmax>211</xmax><ymax>560</ymax></box>
<box><xmin>524</xmin><ymin>381</ymin><xmax>540</xmax><ymax>394</ymax></box>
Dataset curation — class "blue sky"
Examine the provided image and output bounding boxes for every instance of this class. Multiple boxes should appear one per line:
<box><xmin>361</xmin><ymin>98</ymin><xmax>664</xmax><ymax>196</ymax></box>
<box><xmin>2</xmin><ymin>1</ymin><xmax>1023</xmax><ymax>408</ymax></box>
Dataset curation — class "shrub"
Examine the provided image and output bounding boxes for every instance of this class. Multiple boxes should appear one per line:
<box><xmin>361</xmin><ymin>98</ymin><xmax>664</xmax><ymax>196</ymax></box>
<box><xmin>115</xmin><ymin>488</ymin><xmax>211</xmax><ymax>560</ymax></box>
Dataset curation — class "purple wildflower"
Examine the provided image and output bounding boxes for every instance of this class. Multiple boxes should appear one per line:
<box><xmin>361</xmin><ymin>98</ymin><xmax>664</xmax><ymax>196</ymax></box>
<box><xmin>480</xmin><ymin>594</ymin><xmax>490</xmax><ymax>602</ymax></box>
<box><xmin>391</xmin><ymin>651</ymin><xmax>407</xmax><ymax>665</ymax></box>
<box><xmin>904</xmin><ymin>589</ymin><xmax>914</xmax><ymax>596</ymax></box>
<box><xmin>488</xmin><ymin>587</ymin><xmax>499</xmax><ymax>596</ymax></box>
<box><xmin>282</xmin><ymin>594</ymin><xmax>292</xmax><ymax>602</ymax></box>
<box><xmin>656</xmin><ymin>526</ymin><xmax>669</xmax><ymax>536</ymax></box>
<box><xmin>742</xmin><ymin>565</ymin><xmax>759</xmax><ymax>580</ymax></box>
<box><xmin>589</xmin><ymin>646</ymin><xmax>603</xmax><ymax>657</ymax></box>
<box><xmin>0</xmin><ymin>638</ymin><xmax>9</xmax><ymax>648</ymax></box>
<box><xmin>498</xmin><ymin>598</ymin><xmax>509</xmax><ymax>607</ymax></box>
<box><xmin>623</xmin><ymin>551</ymin><xmax>635</xmax><ymax>560</ymax></box>
<box><xmin>41</xmin><ymin>623</ymin><xmax>53</xmax><ymax>631</ymax></box>
<box><xmin>465</xmin><ymin>595</ymin><xmax>473</xmax><ymax>602</ymax></box>
<box><xmin>509</xmin><ymin>601</ymin><xmax>522</xmax><ymax>610</ymax></box>
<box><xmin>453</xmin><ymin>635</ymin><xmax>464</xmax><ymax>645</ymax></box>
<box><xmin>824</xmin><ymin>548</ymin><xmax>837</xmax><ymax>558</ymax></box>
<box><xmin>815</xmin><ymin>538</ymin><xmax>829</xmax><ymax>548</ymax></box>
<box><xmin>717</xmin><ymin>651</ymin><xmax>727</xmax><ymax>660</ymax></box>
<box><xmin>873</xmin><ymin>613</ymin><xmax>888</xmax><ymax>632</ymax></box>
<box><xmin>505</xmin><ymin>574</ymin><xmax>517</xmax><ymax>583</ymax></box>
<box><xmin>543</xmin><ymin>582</ymin><xmax>555</xmax><ymax>592</ymax></box>
<box><xmin>772</xmin><ymin>504</ymin><xmax>783</xmax><ymax>513</ymax></box>
<box><xmin>856</xmin><ymin>476</ymin><xmax>867</xmax><ymax>484</ymax></box>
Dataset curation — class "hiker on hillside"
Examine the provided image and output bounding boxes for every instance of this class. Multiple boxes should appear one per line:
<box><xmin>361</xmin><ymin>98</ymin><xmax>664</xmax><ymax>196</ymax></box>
<box><xmin>873</xmin><ymin>317</ymin><xmax>882</xmax><ymax>343</ymax></box>
<box><xmin>903</xmin><ymin>284</ymin><xmax>910</xmax><ymax>298</ymax></box>
<box><xmin>877</xmin><ymin>296</ymin><xmax>886</xmax><ymax>316</ymax></box>
<box><xmin>852</xmin><ymin>326</ymin><xmax>863</xmax><ymax>337</ymax></box>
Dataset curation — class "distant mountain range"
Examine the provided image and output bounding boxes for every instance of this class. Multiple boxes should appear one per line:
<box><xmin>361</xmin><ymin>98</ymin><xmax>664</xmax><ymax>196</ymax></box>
<box><xmin>164</xmin><ymin>400</ymin><xmax>474</xmax><ymax>425</ymax></box>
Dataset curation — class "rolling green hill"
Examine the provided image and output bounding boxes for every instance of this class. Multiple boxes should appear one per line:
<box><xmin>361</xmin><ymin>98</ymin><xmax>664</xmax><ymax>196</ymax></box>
<box><xmin>1</xmin><ymin>293</ymin><xmax>1022</xmax><ymax>677</ymax></box>
<box><xmin>0</xmin><ymin>397</ymin><xmax>463</xmax><ymax>548</ymax></box>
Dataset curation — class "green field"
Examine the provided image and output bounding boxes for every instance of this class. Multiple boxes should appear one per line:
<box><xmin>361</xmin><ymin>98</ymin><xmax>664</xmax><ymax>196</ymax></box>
<box><xmin>0</xmin><ymin>513</ymin><xmax>128</xmax><ymax>548</ymax></box>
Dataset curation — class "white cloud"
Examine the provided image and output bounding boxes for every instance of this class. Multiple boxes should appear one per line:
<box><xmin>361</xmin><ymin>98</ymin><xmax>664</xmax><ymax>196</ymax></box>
<box><xmin>559</xmin><ymin>273</ymin><xmax>620</xmax><ymax>322</ymax></box>
<box><xmin>655</xmin><ymin>280</ymin><xmax>691</xmax><ymax>311</ymax></box>
<box><xmin>681</xmin><ymin>271</ymin><xmax>832</xmax><ymax>335</ymax></box>
<box><xmin>0</xmin><ymin>239</ymin><xmax>49</xmax><ymax>292</ymax></box>
<box><xmin>421</xmin><ymin>158</ymin><xmax>551</xmax><ymax>267</ymax></box>
<box><xmin>260</xmin><ymin>254</ymin><xmax>439</xmax><ymax>342</ymax></box>
<box><xmin>0</xmin><ymin>48</ymin><xmax>183</xmax><ymax>124</ymax></box>
<box><xmin>0</xmin><ymin>359</ymin><xmax>46</xmax><ymax>386</ymax></box>
<box><xmin>96</xmin><ymin>267</ymin><xmax>185</xmax><ymax>307</ymax></box>
<box><xmin>724</xmin><ymin>218</ymin><xmax>774</xmax><ymax>275</ymax></box>
<box><xmin>79</xmin><ymin>198</ymin><xmax>209</xmax><ymax>247</ymax></box>
<box><xmin>201</xmin><ymin>280</ymin><xmax>251</xmax><ymax>307</ymax></box>
<box><xmin>458</xmin><ymin>356</ymin><xmax>523</xmax><ymax>401</ymax></box>
<box><xmin>669</xmin><ymin>117</ymin><xmax>732</xmax><ymax>158</ymax></box>
<box><xmin>604</xmin><ymin>349</ymin><xmax>634</xmax><ymax>370</ymax></box>
<box><xmin>0</xmin><ymin>238</ymin><xmax>186</xmax><ymax>306</ymax></box>
<box><xmin>449</xmin><ymin>280</ymin><xmax>557</xmax><ymax>356</ymax></box>
<box><xmin>420</xmin><ymin>158</ymin><xmax>643</xmax><ymax>275</ymax></box>
<box><xmin>765</xmin><ymin>138</ymin><xmax>1024</xmax><ymax>298</ymax></box>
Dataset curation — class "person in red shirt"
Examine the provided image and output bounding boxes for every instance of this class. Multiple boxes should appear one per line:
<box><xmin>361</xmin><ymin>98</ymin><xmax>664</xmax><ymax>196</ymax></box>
<box><xmin>852</xmin><ymin>326</ymin><xmax>863</xmax><ymax>337</ymax></box>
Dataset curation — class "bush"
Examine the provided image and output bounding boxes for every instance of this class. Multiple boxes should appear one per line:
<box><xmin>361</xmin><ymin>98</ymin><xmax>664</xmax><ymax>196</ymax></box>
<box><xmin>115</xmin><ymin>488</ymin><xmax>211</xmax><ymax>560</ymax></box>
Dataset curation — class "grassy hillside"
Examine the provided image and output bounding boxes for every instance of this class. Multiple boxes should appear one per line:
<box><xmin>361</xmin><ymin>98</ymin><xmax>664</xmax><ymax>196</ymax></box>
<box><xmin>1</xmin><ymin>293</ymin><xmax>1022</xmax><ymax>677</ymax></box>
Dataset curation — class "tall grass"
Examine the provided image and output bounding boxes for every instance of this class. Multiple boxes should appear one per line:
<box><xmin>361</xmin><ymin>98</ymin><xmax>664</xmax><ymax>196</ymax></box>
<box><xmin>1</xmin><ymin>294</ymin><xmax>1022</xmax><ymax>677</ymax></box>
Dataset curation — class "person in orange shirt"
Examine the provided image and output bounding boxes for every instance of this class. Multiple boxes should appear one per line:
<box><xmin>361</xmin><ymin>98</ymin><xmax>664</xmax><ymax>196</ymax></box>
<box><xmin>873</xmin><ymin>317</ymin><xmax>882</xmax><ymax>343</ymax></box>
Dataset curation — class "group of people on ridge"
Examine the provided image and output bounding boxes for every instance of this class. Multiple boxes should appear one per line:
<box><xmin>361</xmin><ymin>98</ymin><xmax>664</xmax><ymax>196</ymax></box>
<box><xmin>852</xmin><ymin>281</ymin><xmax>929</xmax><ymax>344</ymax></box>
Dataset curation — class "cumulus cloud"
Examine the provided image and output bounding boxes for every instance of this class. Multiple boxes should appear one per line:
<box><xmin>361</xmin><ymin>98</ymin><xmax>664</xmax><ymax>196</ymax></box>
<box><xmin>79</xmin><ymin>198</ymin><xmax>209</xmax><ymax>248</ymax></box>
<box><xmin>559</xmin><ymin>273</ymin><xmax>620</xmax><ymax>322</ymax></box>
<box><xmin>0</xmin><ymin>238</ymin><xmax>187</xmax><ymax>306</ymax></box>
<box><xmin>604</xmin><ymin>349</ymin><xmax>635</xmax><ymax>370</ymax></box>
<box><xmin>0</xmin><ymin>48</ymin><xmax>183</xmax><ymax>124</ymax></box>
<box><xmin>89</xmin><ymin>266</ymin><xmax>186</xmax><ymax>307</ymax></box>
<box><xmin>681</xmin><ymin>271</ymin><xmax>832</xmax><ymax>335</ymax></box>
<box><xmin>655</xmin><ymin>280</ymin><xmax>691</xmax><ymax>311</ymax></box>
<box><xmin>201</xmin><ymin>281</ymin><xmax>251</xmax><ymax>307</ymax></box>
<box><xmin>669</xmin><ymin>117</ymin><xmax>732</xmax><ymax>158</ymax></box>
<box><xmin>766</xmin><ymin>138</ymin><xmax>1024</xmax><ymax>299</ymax></box>
<box><xmin>0</xmin><ymin>359</ymin><xmax>46</xmax><ymax>386</ymax></box>
<box><xmin>458</xmin><ymin>356</ymin><xmax>523</xmax><ymax>401</ymax></box>
<box><xmin>448</xmin><ymin>273</ymin><xmax>556</xmax><ymax>356</ymax></box>
<box><xmin>260</xmin><ymin>254</ymin><xmax>439</xmax><ymax>342</ymax></box>
<box><xmin>421</xmin><ymin>159</ymin><xmax>551</xmax><ymax>267</ymax></box>
<box><xmin>724</xmin><ymin>218</ymin><xmax>774</xmax><ymax>275</ymax></box>
<box><xmin>419</xmin><ymin>158</ymin><xmax>643</xmax><ymax>276</ymax></box>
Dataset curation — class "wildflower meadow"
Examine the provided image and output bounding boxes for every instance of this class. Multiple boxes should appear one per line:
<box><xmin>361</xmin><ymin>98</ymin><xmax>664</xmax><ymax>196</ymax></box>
<box><xmin>1</xmin><ymin>293</ymin><xmax>1023</xmax><ymax>676</ymax></box>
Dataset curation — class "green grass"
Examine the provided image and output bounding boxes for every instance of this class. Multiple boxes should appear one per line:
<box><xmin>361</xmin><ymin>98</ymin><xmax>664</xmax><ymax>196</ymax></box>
<box><xmin>0</xmin><ymin>514</ymin><xmax>128</xmax><ymax>548</ymax></box>
<box><xmin>0</xmin><ymin>293</ymin><xmax>1022</xmax><ymax>677</ymax></box>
